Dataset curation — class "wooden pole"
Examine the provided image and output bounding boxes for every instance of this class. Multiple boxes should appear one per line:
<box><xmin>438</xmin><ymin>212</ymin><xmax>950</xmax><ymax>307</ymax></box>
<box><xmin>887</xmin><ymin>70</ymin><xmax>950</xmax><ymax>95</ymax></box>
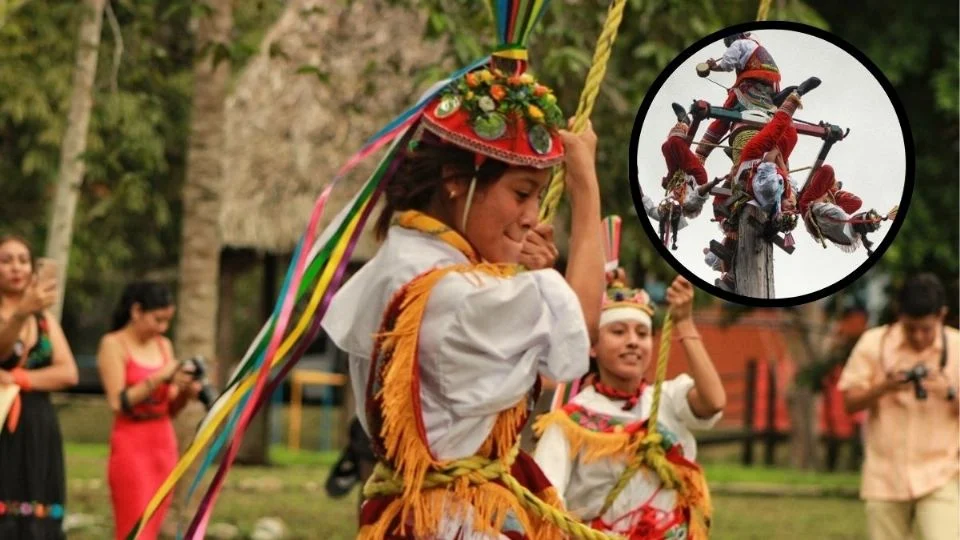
<box><xmin>735</xmin><ymin>205</ymin><xmax>775</xmax><ymax>298</ymax></box>
<box><xmin>289</xmin><ymin>374</ymin><xmax>303</xmax><ymax>451</ymax></box>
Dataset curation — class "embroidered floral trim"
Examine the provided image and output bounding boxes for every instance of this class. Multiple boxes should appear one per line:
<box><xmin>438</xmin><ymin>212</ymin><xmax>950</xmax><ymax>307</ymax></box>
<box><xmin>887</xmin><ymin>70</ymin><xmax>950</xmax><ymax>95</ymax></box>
<box><xmin>0</xmin><ymin>501</ymin><xmax>64</xmax><ymax>519</ymax></box>
<box><xmin>561</xmin><ymin>403</ymin><xmax>681</xmax><ymax>452</ymax></box>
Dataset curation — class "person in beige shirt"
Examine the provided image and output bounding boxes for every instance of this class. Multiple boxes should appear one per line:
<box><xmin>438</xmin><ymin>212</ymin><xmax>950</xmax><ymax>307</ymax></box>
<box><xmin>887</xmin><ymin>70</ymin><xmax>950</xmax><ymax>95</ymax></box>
<box><xmin>839</xmin><ymin>273</ymin><xmax>959</xmax><ymax>540</ymax></box>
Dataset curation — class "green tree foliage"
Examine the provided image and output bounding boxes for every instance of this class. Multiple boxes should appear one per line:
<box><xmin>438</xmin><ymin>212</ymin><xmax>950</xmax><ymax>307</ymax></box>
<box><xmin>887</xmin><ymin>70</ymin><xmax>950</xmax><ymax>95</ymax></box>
<box><xmin>807</xmin><ymin>0</ymin><xmax>959</xmax><ymax>321</ymax></box>
<box><xmin>0</xmin><ymin>0</ymin><xmax>282</xmax><ymax>350</ymax></box>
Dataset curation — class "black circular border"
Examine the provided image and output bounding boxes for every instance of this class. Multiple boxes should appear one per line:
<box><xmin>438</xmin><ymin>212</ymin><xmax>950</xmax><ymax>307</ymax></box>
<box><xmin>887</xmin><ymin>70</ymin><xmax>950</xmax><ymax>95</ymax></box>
<box><xmin>627</xmin><ymin>20</ymin><xmax>915</xmax><ymax>308</ymax></box>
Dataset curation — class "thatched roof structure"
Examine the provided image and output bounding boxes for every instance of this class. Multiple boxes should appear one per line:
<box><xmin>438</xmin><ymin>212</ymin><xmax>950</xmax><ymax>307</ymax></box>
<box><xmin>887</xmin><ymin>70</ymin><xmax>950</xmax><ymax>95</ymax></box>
<box><xmin>220</xmin><ymin>0</ymin><xmax>445</xmax><ymax>258</ymax></box>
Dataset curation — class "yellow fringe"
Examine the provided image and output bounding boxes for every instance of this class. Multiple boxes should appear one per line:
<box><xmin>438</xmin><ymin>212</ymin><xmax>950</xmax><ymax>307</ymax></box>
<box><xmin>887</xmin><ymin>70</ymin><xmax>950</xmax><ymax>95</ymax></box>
<box><xmin>533</xmin><ymin>407</ymin><xmax>713</xmax><ymax>538</ymax></box>
<box><xmin>676</xmin><ymin>464</ymin><xmax>713</xmax><ymax>540</ymax></box>
<box><xmin>358</xmin><ymin>482</ymin><xmax>538</xmax><ymax>540</ymax></box>
<box><xmin>532</xmin><ymin>409</ymin><xmax>641</xmax><ymax>464</ymax></box>
<box><xmin>372</xmin><ymin>262</ymin><xmax>557</xmax><ymax>538</ymax></box>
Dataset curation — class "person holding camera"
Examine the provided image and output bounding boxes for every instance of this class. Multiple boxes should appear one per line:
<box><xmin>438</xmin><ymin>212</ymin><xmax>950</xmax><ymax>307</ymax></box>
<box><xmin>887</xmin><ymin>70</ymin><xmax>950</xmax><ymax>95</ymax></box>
<box><xmin>0</xmin><ymin>235</ymin><xmax>79</xmax><ymax>539</ymax></box>
<box><xmin>96</xmin><ymin>281</ymin><xmax>201</xmax><ymax>539</ymax></box>
<box><xmin>839</xmin><ymin>273</ymin><xmax>959</xmax><ymax>540</ymax></box>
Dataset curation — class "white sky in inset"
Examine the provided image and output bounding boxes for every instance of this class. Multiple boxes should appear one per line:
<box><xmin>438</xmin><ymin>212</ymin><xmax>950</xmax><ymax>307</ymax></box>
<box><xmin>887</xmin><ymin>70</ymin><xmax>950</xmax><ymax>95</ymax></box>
<box><xmin>636</xmin><ymin>29</ymin><xmax>906</xmax><ymax>299</ymax></box>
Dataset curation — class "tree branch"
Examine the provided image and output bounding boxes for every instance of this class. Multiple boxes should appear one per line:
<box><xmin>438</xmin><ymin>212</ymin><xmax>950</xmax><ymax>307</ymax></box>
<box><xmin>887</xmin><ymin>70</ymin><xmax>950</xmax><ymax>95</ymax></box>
<box><xmin>105</xmin><ymin>0</ymin><xmax>123</xmax><ymax>94</ymax></box>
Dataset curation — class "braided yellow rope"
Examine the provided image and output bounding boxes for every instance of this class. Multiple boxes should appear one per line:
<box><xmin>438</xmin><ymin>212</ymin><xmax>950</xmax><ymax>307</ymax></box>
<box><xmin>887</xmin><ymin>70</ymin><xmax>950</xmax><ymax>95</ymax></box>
<box><xmin>363</xmin><ymin>445</ymin><xmax>624</xmax><ymax>540</ymax></box>
<box><xmin>731</xmin><ymin>128</ymin><xmax>758</xmax><ymax>165</ymax></box>
<box><xmin>598</xmin><ymin>311</ymin><xmax>680</xmax><ymax>516</ymax></box>
<box><xmin>756</xmin><ymin>0</ymin><xmax>773</xmax><ymax>21</ymax></box>
<box><xmin>539</xmin><ymin>0</ymin><xmax>628</xmax><ymax>224</ymax></box>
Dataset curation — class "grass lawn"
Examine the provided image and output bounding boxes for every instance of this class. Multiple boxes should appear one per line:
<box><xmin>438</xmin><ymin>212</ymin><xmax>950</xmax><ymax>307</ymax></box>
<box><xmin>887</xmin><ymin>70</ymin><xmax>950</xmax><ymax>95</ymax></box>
<box><xmin>64</xmin><ymin>442</ymin><xmax>866</xmax><ymax>539</ymax></box>
<box><xmin>56</xmin><ymin>396</ymin><xmax>867</xmax><ymax>538</ymax></box>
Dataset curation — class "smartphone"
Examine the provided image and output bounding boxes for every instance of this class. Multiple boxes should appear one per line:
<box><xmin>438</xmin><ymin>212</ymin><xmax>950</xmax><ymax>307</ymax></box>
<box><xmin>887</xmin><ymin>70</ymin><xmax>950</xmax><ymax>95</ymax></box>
<box><xmin>35</xmin><ymin>257</ymin><xmax>58</xmax><ymax>283</ymax></box>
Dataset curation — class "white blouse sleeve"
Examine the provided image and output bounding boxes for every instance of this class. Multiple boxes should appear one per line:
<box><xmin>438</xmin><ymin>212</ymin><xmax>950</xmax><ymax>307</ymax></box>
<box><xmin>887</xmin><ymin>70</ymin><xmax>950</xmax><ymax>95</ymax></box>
<box><xmin>533</xmin><ymin>423</ymin><xmax>573</xmax><ymax>503</ymax></box>
<box><xmin>717</xmin><ymin>39</ymin><xmax>755</xmax><ymax>71</ymax></box>
<box><xmin>664</xmin><ymin>374</ymin><xmax>722</xmax><ymax>430</ymax></box>
<box><xmin>422</xmin><ymin>268</ymin><xmax>590</xmax><ymax>418</ymax></box>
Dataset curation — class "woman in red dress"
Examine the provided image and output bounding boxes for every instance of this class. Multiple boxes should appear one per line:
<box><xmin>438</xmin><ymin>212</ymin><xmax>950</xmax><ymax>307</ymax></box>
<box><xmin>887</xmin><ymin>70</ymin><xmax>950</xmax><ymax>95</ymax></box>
<box><xmin>96</xmin><ymin>281</ymin><xmax>200</xmax><ymax>539</ymax></box>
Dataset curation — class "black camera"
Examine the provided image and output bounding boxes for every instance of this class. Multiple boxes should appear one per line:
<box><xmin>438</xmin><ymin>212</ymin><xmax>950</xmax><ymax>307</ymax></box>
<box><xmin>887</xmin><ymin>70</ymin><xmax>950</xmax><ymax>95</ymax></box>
<box><xmin>902</xmin><ymin>364</ymin><xmax>928</xmax><ymax>400</ymax></box>
<box><xmin>184</xmin><ymin>356</ymin><xmax>218</xmax><ymax>410</ymax></box>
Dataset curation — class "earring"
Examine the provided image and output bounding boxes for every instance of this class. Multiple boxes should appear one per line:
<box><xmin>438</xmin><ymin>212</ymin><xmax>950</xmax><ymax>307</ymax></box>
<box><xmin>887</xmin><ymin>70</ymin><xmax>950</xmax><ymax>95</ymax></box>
<box><xmin>449</xmin><ymin>191</ymin><xmax>457</xmax><ymax>199</ymax></box>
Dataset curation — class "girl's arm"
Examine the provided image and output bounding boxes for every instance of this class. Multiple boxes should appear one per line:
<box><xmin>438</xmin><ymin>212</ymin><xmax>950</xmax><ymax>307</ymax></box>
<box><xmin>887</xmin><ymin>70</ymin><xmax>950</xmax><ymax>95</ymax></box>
<box><xmin>97</xmin><ymin>334</ymin><xmax>178</xmax><ymax>413</ymax></box>
<box><xmin>559</xmin><ymin>123</ymin><xmax>605</xmax><ymax>345</ymax></box>
<box><xmin>665</xmin><ymin>277</ymin><xmax>726</xmax><ymax>418</ymax></box>
<box><xmin>16</xmin><ymin>314</ymin><xmax>78</xmax><ymax>391</ymax></box>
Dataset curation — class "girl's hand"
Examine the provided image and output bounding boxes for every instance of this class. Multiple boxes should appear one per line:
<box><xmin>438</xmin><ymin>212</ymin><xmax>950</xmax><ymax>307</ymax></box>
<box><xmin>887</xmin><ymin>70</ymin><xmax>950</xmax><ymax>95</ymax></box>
<box><xmin>665</xmin><ymin>276</ymin><xmax>695</xmax><ymax>322</ymax></box>
<box><xmin>157</xmin><ymin>360</ymin><xmax>183</xmax><ymax>385</ymax></box>
<box><xmin>559</xmin><ymin>119</ymin><xmax>598</xmax><ymax>197</ymax></box>
<box><xmin>519</xmin><ymin>223</ymin><xmax>559</xmax><ymax>270</ymax></box>
<box><xmin>17</xmin><ymin>277</ymin><xmax>57</xmax><ymax>315</ymax></box>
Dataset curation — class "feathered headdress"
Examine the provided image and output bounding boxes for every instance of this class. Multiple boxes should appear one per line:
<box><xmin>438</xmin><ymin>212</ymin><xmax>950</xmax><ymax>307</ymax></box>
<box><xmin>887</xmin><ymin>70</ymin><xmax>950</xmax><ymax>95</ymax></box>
<box><xmin>600</xmin><ymin>215</ymin><xmax>655</xmax><ymax>327</ymax></box>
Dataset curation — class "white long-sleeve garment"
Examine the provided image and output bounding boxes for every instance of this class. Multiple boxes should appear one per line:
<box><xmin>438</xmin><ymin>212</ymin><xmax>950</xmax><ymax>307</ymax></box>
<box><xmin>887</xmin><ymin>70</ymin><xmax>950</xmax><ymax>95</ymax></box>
<box><xmin>322</xmin><ymin>225</ymin><xmax>591</xmax><ymax>460</ymax></box>
<box><xmin>533</xmin><ymin>376</ymin><xmax>721</xmax><ymax>532</ymax></box>
<box><xmin>717</xmin><ymin>38</ymin><xmax>759</xmax><ymax>72</ymax></box>
<box><xmin>804</xmin><ymin>202</ymin><xmax>862</xmax><ymax>252</ymax></box>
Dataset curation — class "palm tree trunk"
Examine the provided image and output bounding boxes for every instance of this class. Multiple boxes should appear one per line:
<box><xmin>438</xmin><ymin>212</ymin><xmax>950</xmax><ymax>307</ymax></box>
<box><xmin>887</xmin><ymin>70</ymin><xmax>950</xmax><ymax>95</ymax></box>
<box><xmin>166</xmin><ymin>0</ymin><xmax>233</xmax><ymax>534</ymax></box>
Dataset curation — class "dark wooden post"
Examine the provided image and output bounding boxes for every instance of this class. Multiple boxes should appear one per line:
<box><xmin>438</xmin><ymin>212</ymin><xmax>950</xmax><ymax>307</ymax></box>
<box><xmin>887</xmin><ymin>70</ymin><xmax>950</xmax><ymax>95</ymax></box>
<box><xmin>742</xmin><ymin>359</ymin><xmax>757</xmax><ymax>466</ymax></box>
<box><xmin>764</xmin><ymin>359</ymin><xmax>778</xmax><ymax>466</ymax></box>
<box><xmin>236</xmin><ymin>252</ymin><xmax>279</xmax><ymax>465</ymax></box>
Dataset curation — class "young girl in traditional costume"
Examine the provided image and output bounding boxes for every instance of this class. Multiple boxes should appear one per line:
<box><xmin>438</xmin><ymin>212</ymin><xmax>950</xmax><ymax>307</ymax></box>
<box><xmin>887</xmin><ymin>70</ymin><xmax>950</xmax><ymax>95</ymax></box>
<box><xmin>533</xmin><ymin>222</ymin><xmax>726</xmax><ymax>540</ymax></box>
<box><xmin>322</xmin><ymin>2</ymin><xmax>608</xmax><ymax>538</ymax></box>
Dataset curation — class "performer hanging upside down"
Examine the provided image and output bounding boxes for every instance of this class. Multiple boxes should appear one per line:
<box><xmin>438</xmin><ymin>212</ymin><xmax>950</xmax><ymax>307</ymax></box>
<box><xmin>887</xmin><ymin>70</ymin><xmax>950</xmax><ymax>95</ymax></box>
<box><xmin>713</xmin><ymin>91</ymin><xmax>803</xmax><ymax>230</ymax></box>
<box><xmin>659</xmin><ymin>119</ymin><xmax>710</xmax><ymax>220</ymax></box>
<box><xmin>704</xmin><ymin>92</ymin><xmax>802</xmax><ymax>278</ymax></box>
<box><xmin>642</xmin><ymin>115</ymin><xmax>716</xmax><ymax>249</ymax></box>
<box><xmin>322</xmin><ymin>5</ymin><xmax>607</xmax><ymax>537</ymax></box>
<box><xmin>797</xmin><ymin>165</ymin><xmax>887</xmax><ymax>253</ymax></box>
<box><xmin>696</xmin><ymin>32</ymin><xmax>781</xmax><ymax>162</ymax></box>
<box><xmin>532</xmin><ymin>262</ymin><xmax>726</xmax><ymax>540</ymax></box>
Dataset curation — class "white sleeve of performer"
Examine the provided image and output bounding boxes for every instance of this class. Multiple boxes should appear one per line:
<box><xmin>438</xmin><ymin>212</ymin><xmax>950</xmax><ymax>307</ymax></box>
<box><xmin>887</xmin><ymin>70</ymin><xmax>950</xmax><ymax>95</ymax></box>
<box><xmin>665</xmin><ymin>374</ymin><xmax>722</xmax><ymax>431</ymax></box>
<box><xmin>811</xmin><ymin>202</ymin><xmax>859</xmax><ymax>246</ymax></box>
<box><xmin>532</xmin><ymin>423</ymin><xmax>573</xmax><ymax>503</ymax></box>
<box><xmin>717</xmin><ymin>39</ymin><xmax>757</xmax><ymax>71</ymax></box>
<box><xmin>419</xmin><ymin>268</ymin><xmax>590</xmax><ymax>459</ymax></box>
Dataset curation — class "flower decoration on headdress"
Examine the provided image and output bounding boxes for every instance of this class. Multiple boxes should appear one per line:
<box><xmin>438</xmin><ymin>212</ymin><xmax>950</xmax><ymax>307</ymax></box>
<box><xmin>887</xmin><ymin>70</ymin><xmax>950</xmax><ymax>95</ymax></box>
<box><xmin>419</xmin><ymin>2</ymin><xmax>565</xmax><ymax>169</ymax></box>
<box><xmin>603</xmin><ymin>275</ymin><xmax>655</xmax><ymax>316</ymax></box>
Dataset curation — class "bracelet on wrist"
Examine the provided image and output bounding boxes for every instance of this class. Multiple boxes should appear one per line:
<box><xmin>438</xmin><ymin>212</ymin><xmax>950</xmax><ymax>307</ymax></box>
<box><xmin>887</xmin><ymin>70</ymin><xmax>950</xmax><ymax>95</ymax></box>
<box><xmin>673</xmin><ymin>327</ymin><xmax>702</xmax><ymax>341</ymax></box>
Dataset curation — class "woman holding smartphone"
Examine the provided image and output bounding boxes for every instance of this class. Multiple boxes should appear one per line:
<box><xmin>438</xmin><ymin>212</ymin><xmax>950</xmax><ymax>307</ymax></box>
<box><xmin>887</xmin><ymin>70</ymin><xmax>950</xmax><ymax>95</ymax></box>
<box><xmin>97</xmin><ymin>280</ymin><xmax>200</xmax><ymax>539</ymax></box>
<box><xmin>0</xmin><ymin>235</ymin><xmax>79</xmax><ymax>539</ymax></box>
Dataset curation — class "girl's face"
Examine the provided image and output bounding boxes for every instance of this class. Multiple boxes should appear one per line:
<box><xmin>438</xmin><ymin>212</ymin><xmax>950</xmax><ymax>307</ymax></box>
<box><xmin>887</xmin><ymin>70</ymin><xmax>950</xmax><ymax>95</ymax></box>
<box><xmin>130</xmin><ymin>304</ymin><xmax>175</xmax><ymax>339</ymax></box>
<box><xmin>449</xmin><ymin>167</ymin><xmax>551</xmax><ymax>263</ymax></box>
<box><xmin>0</xmin><ymin>240</ymin><xmax>33</xmax><ymax>295</ymax></box>
<box><xmin>592</xmin><ymin>319</ymin><xmax>654</xmax><ymax>382</ymax></box>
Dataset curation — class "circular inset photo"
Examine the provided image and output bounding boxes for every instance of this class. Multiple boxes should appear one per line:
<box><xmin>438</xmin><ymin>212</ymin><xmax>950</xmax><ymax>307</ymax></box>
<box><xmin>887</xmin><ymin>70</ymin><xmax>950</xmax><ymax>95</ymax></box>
<box><xmin>629</xmin><ymin>22</ymin><xmax>913</xmax><ymax>307</ymax></box>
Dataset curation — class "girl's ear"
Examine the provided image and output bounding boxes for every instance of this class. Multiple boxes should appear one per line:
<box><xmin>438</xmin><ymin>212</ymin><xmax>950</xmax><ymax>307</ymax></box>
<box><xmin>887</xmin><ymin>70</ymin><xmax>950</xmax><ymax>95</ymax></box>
<box><xmin>441</xmin><ymin>168</ymin><xmax>468</xmax><ymax>198</ymax></box>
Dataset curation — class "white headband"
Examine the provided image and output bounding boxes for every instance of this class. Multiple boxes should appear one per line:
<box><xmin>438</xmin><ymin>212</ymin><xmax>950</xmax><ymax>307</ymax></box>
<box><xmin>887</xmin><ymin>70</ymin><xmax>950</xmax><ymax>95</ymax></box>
<box><xmin>600</xmin><ymin>306</ymin><xmax>653</xmax><ymax>329</ymax></box>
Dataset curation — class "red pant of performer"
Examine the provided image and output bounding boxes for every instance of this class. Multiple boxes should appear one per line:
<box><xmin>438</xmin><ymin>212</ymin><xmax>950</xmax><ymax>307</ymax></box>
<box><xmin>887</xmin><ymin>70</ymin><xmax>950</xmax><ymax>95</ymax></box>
<box><xmin>713</xmin><ymin>110</ymin><xmax>798</xmax><ymax>220</ymax></box>
<box><xmin>702</xmin><ymin>91</ymin><xmax>741</xmax><ymax>148</ymax></box>
<box><xmin>798</xmin><ymin>165</ymin><xmax>862</xmax><ymax>215</ymax></box>
<box><xmin>662</xmin><ymin>136</ymin><xmax>707</xmax><ymax>188</ymax></box>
